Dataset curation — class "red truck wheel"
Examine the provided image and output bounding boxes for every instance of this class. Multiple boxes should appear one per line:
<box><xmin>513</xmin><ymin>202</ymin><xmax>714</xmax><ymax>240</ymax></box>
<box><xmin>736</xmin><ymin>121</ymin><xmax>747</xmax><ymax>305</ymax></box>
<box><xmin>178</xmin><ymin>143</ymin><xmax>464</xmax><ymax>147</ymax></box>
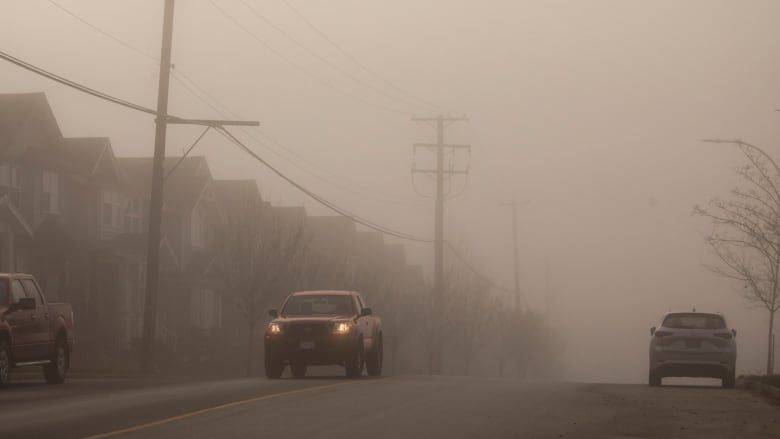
<box><xmin>44</xmin><ymin>337</ymin><xmax>67</xmax><ymax>385</ymax></box>
<box><xmin>0</xmin><ymin>340</ymin><xmax>10</xmax><ymax>387</ymax></box>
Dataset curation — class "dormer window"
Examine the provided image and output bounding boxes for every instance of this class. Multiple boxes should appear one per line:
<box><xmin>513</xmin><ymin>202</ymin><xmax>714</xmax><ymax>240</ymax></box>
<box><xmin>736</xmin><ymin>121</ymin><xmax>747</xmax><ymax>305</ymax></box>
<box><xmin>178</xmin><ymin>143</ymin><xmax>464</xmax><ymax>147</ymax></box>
<box><xmin>41</xmin><ymin>170</ymin><xmax>59</xmax><ymax>213</ymax></box>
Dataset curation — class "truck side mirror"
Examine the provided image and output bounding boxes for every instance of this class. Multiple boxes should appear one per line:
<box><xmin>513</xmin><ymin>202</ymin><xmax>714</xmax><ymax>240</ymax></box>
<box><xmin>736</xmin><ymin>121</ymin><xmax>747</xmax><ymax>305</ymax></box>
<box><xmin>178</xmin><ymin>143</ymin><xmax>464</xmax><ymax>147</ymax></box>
<box><xmin>650</xmin><ymin>326</ymin><xmax>656</xmax><ymax>336</ymax></box>
<box><xmin>268</xmin><ymin>308</ymin><xmax>279</xmax><ymax>318</ymax></box>
<box><xmin>731</xmin><ymin>329</ymin><xmax>737</xmax><ymax>337</ymax></box>
<box><xmin>360</xmin><ymin>307</ymin><xmax>372</xmax><ymax>317</ymax></box>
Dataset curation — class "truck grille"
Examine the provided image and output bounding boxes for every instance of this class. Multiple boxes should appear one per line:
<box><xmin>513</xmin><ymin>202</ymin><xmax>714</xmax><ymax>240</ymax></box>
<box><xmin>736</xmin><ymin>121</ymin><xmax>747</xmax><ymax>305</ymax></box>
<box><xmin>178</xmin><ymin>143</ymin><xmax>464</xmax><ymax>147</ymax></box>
<box><xmin>289</xmin><ymin>323</ymin><xmax>329</xmax><ymax>337</ymax></box>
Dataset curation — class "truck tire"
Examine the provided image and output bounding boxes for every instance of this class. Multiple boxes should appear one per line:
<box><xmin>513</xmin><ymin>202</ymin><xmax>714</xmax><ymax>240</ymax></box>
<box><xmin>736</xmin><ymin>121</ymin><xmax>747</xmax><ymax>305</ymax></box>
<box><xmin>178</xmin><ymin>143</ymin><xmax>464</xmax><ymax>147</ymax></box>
<box><xmin>345</xmin><ymin>339</ymin><xmax>364</xmax><ymax>379</ymax></box>
<box><xmin>366</xmin><ymin>334</ymin><xmax>383</xmax><ymax>377</ymax></box>
<box><xmin>264</xmin><ymin>354</ymin><xmax>284</xmax><ymax>379</ymax></box>
<box><xmin>290</xmin><ymin>362</ymin><xmax>307</xmax><ymax>378</ymax></box>
<box><xmin>0</xmin><ymin>340</ymin><xmax>11</xmax><ymax>388</ymax></box>
<box><xmin>44</xmin><ymin>337</ymin><xmax>68</xmax><ymax>385</ymax></box>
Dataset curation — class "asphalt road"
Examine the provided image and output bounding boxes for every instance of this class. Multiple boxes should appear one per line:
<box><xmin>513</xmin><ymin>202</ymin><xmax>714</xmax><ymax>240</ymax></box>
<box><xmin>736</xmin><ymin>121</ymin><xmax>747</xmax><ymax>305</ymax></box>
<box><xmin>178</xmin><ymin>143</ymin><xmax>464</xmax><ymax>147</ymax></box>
<box><xmin>0</xmin><ymin>372</ymin><xmax>778</xmax><ymax>439</ymax></box>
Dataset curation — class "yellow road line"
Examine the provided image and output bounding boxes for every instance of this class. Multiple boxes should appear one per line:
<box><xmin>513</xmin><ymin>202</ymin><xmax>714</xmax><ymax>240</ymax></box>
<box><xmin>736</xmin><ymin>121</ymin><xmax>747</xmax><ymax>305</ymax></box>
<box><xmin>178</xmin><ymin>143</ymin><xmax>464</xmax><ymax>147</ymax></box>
<box><xmin>81</xmin><ymin>381</ymin><xmax>355</xmax><ymax>439</ymax></box>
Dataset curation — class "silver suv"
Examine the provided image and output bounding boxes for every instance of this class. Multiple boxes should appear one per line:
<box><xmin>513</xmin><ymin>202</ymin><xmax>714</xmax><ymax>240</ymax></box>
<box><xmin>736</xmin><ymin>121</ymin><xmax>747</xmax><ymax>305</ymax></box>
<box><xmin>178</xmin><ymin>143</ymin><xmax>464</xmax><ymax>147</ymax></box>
<box><xmin>648</xmin><ymin>312</ymin><xmax>737</xmax><ymax>388</ymax></box>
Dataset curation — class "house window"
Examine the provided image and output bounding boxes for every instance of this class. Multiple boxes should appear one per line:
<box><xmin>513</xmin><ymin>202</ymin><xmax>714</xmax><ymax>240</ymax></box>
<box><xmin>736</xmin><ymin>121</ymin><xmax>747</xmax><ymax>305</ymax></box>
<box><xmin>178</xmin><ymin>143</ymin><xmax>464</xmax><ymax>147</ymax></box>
<box><xmin>0</xmin><ymin>164</ymin><xmax>21</xmax><ymax>207</ymax></box>
<box><xmin>191</xmin><ymin>210</ymin><xmax>206</xmax><ymax>249</ymax></box>
<box><xmin>123</xmin><ymin>198</ymin><xmax>141</xmax><ymax>233</ymax></box>
<box><xmin>41</xmin><ymin>171</ymin><xmax>59</xmax><ymax>213</ymax></box>
<box><xmin>102</xmin><ymin>191</ymin><xmax>122</xmax><ymax>229</ymax></box>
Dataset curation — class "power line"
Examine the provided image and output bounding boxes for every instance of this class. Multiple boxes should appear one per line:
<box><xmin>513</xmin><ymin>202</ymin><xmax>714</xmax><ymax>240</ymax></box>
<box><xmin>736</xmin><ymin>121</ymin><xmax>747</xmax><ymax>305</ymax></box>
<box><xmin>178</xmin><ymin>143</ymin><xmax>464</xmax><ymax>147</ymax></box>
<box><xmin>44</xmin><ymin>0</ymin><xmax>422</xmax><ymax>208</ymax></box>
<box><xmin>170</xmin><ymin>69</ymin><xmax>424</xmax><ymax>208</ymax></box>
<box><xmin>280</xmin><ymin>0</ymin><xmax>445</xmax><ymax>113</ymax></box>
<box><xmin>216</xmin><ymin>126</ymin><xmax>432</xmax><ymax>243</ymax></box>
<box><xmin>47</xmin><ymin>0</ymin><xmax>159</xmax><ymax>62</ymax></box>
<box><xmin>208</xmin><ymin>0</ymin><xmax>409</xmax><ymax>115</ymax></box>
<box><xmin>0</xmin><ymin>49</ymin><xmax>159</xmax><ymax>116</ymax></box>
<box><xmin>239</xmin><ymin>0</ymin><xmax>427</xmax><ymax>113</ymax></box>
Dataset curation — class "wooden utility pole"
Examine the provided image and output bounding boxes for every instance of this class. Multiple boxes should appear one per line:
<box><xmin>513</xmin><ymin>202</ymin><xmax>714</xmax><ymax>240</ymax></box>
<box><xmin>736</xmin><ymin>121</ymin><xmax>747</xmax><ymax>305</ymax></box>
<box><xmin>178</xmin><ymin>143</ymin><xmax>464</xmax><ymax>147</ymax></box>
<box><xmin>500</xmin><ymin>200</ymin><xmax>527</xmax><ymax>312</ymax></box>
<box><xmin>140</xmin><ymin>1</ymin><xmax>259</xmax><ymax>373</ymax></box>
<box><xmin>141</xmin><ymin>0</ymin><xmax>176</xmax><ymax>374</ymax></box>
<box><xmin>412</xmin><ymin>115</ymin><xmax>468</xmax><ymax>374</ymax></box>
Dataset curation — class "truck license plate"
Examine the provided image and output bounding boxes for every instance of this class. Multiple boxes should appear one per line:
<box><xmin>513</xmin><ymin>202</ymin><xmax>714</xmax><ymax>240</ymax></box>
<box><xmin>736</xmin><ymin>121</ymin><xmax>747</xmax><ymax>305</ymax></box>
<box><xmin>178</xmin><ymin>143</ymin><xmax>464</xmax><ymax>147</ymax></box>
<box><xmin>300</xmin><ymin>341</ymin><xmax>315</xmax><ymax>349</ymax></box>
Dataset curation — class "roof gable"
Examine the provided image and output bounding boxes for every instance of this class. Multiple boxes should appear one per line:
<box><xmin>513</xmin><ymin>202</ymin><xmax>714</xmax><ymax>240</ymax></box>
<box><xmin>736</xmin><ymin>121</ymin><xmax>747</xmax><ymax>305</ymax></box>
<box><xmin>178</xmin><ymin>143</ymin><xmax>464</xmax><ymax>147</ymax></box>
<box><xmin>0</xmin><ymin>93</ymin><xmax>64</xmax><ymax>159</ymax></box>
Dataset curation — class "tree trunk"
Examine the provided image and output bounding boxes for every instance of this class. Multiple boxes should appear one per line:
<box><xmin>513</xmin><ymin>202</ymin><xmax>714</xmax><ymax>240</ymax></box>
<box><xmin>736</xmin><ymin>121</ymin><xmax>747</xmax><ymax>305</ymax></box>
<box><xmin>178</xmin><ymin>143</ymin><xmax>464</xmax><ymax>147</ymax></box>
<box><xmin>768</xmin><ymin>308</ymin><xmax>776</xmax><ymax>376</ymax></box>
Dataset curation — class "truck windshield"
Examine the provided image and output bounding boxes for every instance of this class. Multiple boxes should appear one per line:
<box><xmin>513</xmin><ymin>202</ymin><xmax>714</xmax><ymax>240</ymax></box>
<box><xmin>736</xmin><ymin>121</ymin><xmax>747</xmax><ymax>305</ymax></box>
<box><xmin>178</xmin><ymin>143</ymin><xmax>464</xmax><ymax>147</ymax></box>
<box><xmin>662</xmin><ymin>313</ymin><xmax>726</xmax><ymax>330</ymax></box>
<box><xmin>282</xmin><ymin>295</ymin><xmax>354</xmax><ymax>316</ymax></box>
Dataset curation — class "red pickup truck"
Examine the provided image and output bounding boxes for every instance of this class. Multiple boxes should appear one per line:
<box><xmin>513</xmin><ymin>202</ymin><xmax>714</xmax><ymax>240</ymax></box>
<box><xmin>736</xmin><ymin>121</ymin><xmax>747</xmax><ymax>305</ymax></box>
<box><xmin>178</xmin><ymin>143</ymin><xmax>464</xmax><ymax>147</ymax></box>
<box><xmin>264</xmin><ymin>290</ymin><xmax>382</xmax><ymax>379</ymax></box>
<box><xmin>0</xmin><ymin>273</ymin><xmax>75</xmax><ymax>387</ymax></box>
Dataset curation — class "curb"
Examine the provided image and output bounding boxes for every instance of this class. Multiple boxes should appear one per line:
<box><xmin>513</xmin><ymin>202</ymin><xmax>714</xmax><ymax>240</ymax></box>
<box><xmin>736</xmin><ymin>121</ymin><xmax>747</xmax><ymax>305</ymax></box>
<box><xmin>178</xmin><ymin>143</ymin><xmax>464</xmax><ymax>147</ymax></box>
<box><xmin>740</xmin><ymin>379</ymin><xmax>780</xmax><ymax>401</ymax></box>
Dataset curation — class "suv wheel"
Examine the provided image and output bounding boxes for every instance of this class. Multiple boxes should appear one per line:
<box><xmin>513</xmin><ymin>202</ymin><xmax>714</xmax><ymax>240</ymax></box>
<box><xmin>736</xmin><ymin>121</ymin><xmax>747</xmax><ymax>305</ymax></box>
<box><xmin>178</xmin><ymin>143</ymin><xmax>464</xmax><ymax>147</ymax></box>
<box><xmin>722</xmin><ymin>371</ymin><xmax>736</xmax><ymax>388</ymax></box>
<box><xmin>648</xmin><ymin>369</ymin><xmax>661</xmax><ymax>387</ymax></box>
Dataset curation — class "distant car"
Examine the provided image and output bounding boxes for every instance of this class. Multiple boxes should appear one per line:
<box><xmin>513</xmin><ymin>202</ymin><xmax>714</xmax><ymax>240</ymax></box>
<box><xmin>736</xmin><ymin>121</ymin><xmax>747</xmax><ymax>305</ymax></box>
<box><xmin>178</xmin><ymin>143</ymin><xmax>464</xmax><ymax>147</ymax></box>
<box><xmin>264</xmin><ymin>290</ymin><xmax>382</xmax><ymax>379</ymax></box>
<box><xmin>648</xmin><ymin>311</ymin><xmax>736</xmax><ymax>388</ymax></box>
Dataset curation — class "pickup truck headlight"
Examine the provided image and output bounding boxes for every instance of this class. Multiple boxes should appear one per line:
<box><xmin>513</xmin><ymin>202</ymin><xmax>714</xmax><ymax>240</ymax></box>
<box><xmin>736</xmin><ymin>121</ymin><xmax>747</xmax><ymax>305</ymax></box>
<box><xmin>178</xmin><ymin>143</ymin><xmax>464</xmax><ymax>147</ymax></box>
<box><xmin>268</xmin><ymin>322</ymin><xmax>283</xmax><ymax>335</ymax></box>
<box><xmin>332</xmin><ymin>321</ymin><xmax>354</xmax><ymax>334</ymax></box>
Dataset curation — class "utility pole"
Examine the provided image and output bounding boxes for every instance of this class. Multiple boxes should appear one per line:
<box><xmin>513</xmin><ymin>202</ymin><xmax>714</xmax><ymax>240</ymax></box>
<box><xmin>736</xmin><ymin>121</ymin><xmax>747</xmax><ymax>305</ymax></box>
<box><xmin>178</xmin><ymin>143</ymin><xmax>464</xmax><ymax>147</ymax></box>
<box><xmin>141</xmin><ymin>0</ymin><xmax>176</xmax><ymax>374</ymax></box>
<box><xmin>500</xmin><ymin>200</ymin><xmax>527</xmax><ymax>312</ymax></box>
<box><xmin>412</xmin><ymin>115</ymin><xmax>469</xmax><ymax>374</ymax></box>
<box><xmin>140</xmin><ymin>0</ymin><xmax>259</xmax><ymax>373</ymax></box>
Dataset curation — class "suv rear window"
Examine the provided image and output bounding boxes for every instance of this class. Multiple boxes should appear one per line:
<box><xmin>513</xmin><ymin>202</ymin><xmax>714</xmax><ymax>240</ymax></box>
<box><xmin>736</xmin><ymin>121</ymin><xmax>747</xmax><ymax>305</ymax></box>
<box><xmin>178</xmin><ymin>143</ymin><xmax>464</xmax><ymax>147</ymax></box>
<box><xmin>662</xmin><ymin>313</ymin><xmax>726</xmax><ymax>329</ymax></box>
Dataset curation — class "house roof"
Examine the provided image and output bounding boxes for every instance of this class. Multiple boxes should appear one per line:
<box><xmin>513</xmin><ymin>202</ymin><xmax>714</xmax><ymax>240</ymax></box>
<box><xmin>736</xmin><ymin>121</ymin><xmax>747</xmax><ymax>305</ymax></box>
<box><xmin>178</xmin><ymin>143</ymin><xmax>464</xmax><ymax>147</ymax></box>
<box><xmin>0</xmin><ymin>93</ymin><xmax>64</xmax><ymax>158</ymax></box>
<box><xmin>62</xmin><ymin>137</ymin><xmax>121</xmax><ymax>181</ymax></box>
<box><xmin>213</xmin><ymin>179</ymin><xmax>261</xmax><ymax>212</ymax></box>
<box><xmin>116</xmin><ymin>156</ymin><xmax>211</xmax><ymax>208</ymax></box>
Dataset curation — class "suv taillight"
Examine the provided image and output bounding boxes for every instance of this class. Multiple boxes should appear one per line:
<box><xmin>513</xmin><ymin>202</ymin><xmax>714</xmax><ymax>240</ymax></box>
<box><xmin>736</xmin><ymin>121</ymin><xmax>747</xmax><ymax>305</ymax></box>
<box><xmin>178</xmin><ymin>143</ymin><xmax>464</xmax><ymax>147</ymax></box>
<box><xmin>654</xmin><ymin>330</ymin><xmax>673</xmax><ymax>338</ymax></box>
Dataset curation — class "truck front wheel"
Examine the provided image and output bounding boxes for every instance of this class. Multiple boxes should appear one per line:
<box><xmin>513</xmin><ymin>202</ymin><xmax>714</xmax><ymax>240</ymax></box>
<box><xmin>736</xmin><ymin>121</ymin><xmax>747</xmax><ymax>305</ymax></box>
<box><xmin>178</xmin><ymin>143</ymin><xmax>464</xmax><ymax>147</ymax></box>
<box><xmin>345</xmin><ymin>339</ymin><xmax>364</xmax><ymax>379</ymax></box>
<box><xmin>366</xmin><ymin>334</ymin><xmax>383</xmax><ymax>377</ymax></box>
<box><xmin>44</xmin><ymin>337</ymin><xmax>68</xmax><ymax>385</ymax></box>
<box><xmin>264</xmin><ymin>353</ymin><xmax>284</xmax><ymax>379</ymax></box>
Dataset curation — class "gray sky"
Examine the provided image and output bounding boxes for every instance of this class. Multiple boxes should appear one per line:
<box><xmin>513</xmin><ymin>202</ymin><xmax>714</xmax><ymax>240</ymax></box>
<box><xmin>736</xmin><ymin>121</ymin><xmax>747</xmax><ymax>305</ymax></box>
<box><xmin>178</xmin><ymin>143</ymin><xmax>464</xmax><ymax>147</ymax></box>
<box><xmin>3</xmin><ymin>0</ymin><xmax>780</xmax><ymax>382</ymax></box>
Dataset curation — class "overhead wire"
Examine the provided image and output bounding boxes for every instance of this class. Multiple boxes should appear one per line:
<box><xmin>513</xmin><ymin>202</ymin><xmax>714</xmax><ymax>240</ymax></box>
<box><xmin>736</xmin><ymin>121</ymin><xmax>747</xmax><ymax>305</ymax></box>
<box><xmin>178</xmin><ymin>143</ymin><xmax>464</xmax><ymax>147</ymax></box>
<box><xmin>239</xmin><ymin>0</ymin><xmax>429</xmax><ymax>113</ymax></box>
<box><xmin>45</xmin><ymin>0</ymin><xmax>422</xmax><ymax>208</ymax></box>
<box><xmin>280</xmin><ymin>0</ymin><xmax>445</xmax><ymax>113</ymax></box>
<box><xmin>215</xmin><ymin>126</ymin><xmax>433</xmax><ymax>243</ymax></box>
<box><xmin>208</xmin><ymin>0</ymin><xmax>409</xmax><ymax>116</ymax></box>
<box><xmin>170</xmin><ymin>69</ymin><xmax>424</xmax><ymax>207</ymax></box>
<box><xmin>7</xmin><ymin>6</ymin><xmax>513</xmax><ymax>296</ymax></box>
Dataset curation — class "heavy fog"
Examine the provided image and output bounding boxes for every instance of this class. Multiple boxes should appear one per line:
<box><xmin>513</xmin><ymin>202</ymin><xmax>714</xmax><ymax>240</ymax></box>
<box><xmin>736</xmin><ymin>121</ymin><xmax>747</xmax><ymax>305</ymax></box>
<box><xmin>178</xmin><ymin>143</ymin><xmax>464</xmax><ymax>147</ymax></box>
<box><xmin>2</xmin><ymin>0</ymin><xmax>779</xmax><ymax>383</ymax></box>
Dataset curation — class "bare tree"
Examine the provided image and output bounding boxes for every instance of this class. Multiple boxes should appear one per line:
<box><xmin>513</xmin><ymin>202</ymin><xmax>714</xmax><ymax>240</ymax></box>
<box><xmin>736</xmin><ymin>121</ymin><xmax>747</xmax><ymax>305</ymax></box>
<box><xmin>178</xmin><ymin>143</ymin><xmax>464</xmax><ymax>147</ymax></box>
<box><xmin>219</xmin><ymin>203</ymin><xmax>307</xmax><ymax>376</ymax></box>
<box><xmin>449</xmin><ymin>274</ymin><xmax>492</xmax><ymax>375</ymax></box>
<box><xmin>695</xmin><ymin>140</ymin><xmax>780</xmax><ymax>376</ymax></box>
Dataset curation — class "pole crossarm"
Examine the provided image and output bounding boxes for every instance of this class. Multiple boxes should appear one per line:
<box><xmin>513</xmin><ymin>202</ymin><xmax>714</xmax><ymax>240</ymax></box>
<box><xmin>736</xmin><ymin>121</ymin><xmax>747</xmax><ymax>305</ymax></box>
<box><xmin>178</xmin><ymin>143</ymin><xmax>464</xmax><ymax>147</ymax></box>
<box><xmin>166</xmin><ymin>117</ymin><xmax>259</xmax><ymax>127</ymax></box>
<box><xmin>413</xmin><ymin>168</ymin><xmax>469</xmax><ymax>175</ymax></box>
<box><xmin>414</xmin><ymin>143</ymin><xmax>470</xmax><ymax>150</ymax></box>
<box><xmin>412</xmin><ymin>116</ymin><xmax>469</xmax><ymax>122</ymax></box>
